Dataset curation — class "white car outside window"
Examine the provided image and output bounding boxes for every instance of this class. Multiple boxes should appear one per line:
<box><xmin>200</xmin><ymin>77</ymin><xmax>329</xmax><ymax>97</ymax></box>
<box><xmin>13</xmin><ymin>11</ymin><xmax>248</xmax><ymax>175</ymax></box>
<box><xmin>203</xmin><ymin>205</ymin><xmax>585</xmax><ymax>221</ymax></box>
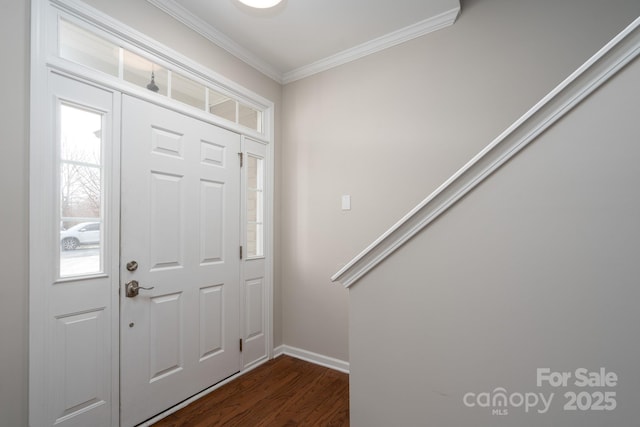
<box><xmin>60</xmin><ymin>222</ymin><xmax>101</xmax><ymax>250</ymax></box>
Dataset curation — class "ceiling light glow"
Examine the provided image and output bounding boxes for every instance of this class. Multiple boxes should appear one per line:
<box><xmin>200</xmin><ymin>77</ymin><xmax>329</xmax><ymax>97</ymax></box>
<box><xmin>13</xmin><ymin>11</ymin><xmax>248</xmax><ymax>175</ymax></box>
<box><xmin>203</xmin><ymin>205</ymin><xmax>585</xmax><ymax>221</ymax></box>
<box><xmin>238</xmin><ymin>0</ymin><xmax>282</xmax><ymax>8</ymax></box>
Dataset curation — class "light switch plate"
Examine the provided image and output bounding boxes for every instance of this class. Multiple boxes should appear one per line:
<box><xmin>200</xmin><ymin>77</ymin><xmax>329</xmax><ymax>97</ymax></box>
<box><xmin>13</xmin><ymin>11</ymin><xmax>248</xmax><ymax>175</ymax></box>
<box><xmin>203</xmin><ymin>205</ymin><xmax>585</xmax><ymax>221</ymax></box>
<box><xmin>342</xmin><ymin>195</ymin><xmax>351</xmax><ymax>211</ymax></box>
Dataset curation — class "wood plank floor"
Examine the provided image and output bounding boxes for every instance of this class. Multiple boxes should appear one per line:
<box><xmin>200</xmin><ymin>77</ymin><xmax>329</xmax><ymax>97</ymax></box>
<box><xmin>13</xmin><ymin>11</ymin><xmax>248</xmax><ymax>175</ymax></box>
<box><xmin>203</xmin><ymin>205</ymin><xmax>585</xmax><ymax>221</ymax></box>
<box><xmin>152</xmin><ymin>355</ymin><xmax>349</xmax><ymax>427</ymax></box>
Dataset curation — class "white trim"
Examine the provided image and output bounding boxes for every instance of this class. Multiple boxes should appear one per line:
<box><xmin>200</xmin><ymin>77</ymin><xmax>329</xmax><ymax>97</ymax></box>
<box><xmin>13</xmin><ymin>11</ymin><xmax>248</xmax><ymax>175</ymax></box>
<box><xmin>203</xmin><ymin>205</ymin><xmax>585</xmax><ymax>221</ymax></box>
<box><xmin>29</xmin><ymin>2</ymin><xmax>51</xmax><ymax>425</ymax></box>
<box><xmin>332</xmin><ymin>16</ymin><xmax>640</xmax><ymax>288</ymax></box>
<box><xmin>265</xmin><ymin>118</ymin><xmax>275</xmax><ymax>360</ymax></box>
<box><xmin>282</xmin><ymin>7</ymin><xmax>460</xmax><ymax>84</ymax></box>
<box><xmin>147</xmin><ymin>0</ymin><xmax>283</xmax><ymax>83</ymax></box>
<box><xmin>274</xmin><ymin>345</ymin><xmax>350</xmax><ymax>374</ymax></box>
<box><xmin>146</xmin><ymin>0</ymin><xmax>459</xmax><ymax>84</ymax></box>
<box><xmin>273</xmin><ymin>344</ymin><xmax>285</xmax><ymax>358</ymax></box>
<box><xmin>110</xmin><ymin>92</ymin><xmax>122</xmax><ymax>427</ymax></box>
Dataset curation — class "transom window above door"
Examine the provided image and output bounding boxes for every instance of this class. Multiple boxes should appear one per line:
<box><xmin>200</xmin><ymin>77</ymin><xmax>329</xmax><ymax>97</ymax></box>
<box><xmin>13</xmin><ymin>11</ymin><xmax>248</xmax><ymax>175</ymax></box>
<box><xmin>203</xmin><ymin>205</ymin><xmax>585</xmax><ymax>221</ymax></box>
<box><xmin>59</xmin><ymin>19</ymin><xmax>264</xmax><ymax>133</ymax></box>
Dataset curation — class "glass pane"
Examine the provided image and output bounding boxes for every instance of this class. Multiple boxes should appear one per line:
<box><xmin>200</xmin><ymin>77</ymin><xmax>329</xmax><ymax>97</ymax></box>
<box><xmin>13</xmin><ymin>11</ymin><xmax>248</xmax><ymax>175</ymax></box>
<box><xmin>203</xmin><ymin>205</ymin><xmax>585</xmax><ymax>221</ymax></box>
<box><xmin>255</xmin><ymin>223</ymin><xmax>263</xmax><ymax>256</ymax></box>
<box><xmin>246</xmin><ymin>154</ymin><xmax>264</xmax><ymax>258</ymax></box>
<box><xmin>59</xmin><ymin>19</ymin><xmax>119</xmax><ymax>77</ymax></box>
<box><xmin>239</xmin><ymin>103</ymin><xmax>262</xmax><ymax>132</ymax></box>
<box><xmin>123</xmin><ymin>50</ymin><xmax>168</xmax><ymax>96</ymax></box>
<box><xmin>247</xmin><ymin>154</ymin><xmax>264</xmax><ymax>190</ymax></box>
<box><xmin>247</xmin><ymin>222</ymin><xmax>257</xmax><ymax>257</ymax></box>
<box><xmin>60</xmin><ymin>163</ymin><xmax>101</xmax><ymax>216</ymax></box>
<box><xmin>59</xmin><ymin>104</ymin><xmax>103</xmax><ymax>277</ymax></box>
<box><xmin>171</xmin><ymin>73</ymin><xmax>206</xmax><ymax>110</ymax></box>
<box><xmin>247</xmin><ymin>189</ymin><xmax>258</xmax><ymax>223</ymax></box>
<box><xmin>209</xmin><ymin>89</ymin><xmax>237</xmax><ymax>122</ymax></box>
<box><xmin>60</xmin><ymin>104</ymin><xmax>102</xmax><ymax>165</ymax></box>
<box><xmin>246</xmin><ymin>223</ymin><xmax>263</xmax><ymax>258</ymax></box>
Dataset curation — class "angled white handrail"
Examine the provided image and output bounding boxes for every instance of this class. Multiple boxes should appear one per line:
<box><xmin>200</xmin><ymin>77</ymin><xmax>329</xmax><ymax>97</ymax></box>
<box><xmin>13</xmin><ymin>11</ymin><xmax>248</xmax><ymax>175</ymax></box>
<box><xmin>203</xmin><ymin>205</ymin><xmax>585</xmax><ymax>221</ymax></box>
<box><xmin>332</xmin><ymin>16</ymin><xmax>640</xmax><ymax>288</ymax></box>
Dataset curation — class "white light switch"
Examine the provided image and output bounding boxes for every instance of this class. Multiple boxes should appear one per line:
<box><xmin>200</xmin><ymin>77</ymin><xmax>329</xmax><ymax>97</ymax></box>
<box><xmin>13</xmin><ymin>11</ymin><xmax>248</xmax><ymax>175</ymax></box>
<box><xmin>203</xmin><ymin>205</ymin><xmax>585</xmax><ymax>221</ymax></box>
<box><xmin>341</xmin><ymin>195</ymin><xmax>351</xmax><ymax>211</ymax></box>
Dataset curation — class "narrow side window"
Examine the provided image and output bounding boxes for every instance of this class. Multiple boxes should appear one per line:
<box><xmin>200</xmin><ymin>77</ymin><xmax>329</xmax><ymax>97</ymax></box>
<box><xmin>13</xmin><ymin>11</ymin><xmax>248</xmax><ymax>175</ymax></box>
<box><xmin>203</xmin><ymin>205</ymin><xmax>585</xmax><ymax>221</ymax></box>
<box><xmin>246</xmin><ymin>154</ymin><xmax>264</xmax><ymax>258</ymax></box>
<box><xmin>59</xmin><ymin>103</ymin><xmax>104</xmax><ymax>277</ymax></box>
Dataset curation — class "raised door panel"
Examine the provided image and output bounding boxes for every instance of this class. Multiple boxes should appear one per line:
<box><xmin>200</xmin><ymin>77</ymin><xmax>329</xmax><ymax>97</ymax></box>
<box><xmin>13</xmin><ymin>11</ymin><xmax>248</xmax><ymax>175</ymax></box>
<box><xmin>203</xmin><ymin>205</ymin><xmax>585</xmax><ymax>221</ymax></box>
<box><xmin>52</xmin><ymin>309</ymin><xmax>109</xmax><ymax>425</ymax></box>
<box><xmin>150</xmin><ymin>172</ymin><xmax>184</xmax><ymax>270</ymax></box>
<box><xmin>199</xmin><ymin>284</ymin><xmax>224</xmax><ymax>361</ymax></box>
<box><xmin>149</xmin><ymin>293</ymin><xmax>184</xmax><ymax>382</ymax></box>
<box><xmin>242</xmin><ymin>275</ymin><xmax>267</xmax><ymax>367</ymax></box>
<box><xmin>200</xmin><ymin>180</ymin><xmax>224</xmax><ymax>264</ymax></box>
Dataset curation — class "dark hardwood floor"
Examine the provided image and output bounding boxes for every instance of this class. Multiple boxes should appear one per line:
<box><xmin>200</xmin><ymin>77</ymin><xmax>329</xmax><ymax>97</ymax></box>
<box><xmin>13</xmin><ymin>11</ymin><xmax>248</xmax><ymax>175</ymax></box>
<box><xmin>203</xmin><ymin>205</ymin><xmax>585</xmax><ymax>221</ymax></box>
<box><xmin>153</xmin><ymin>355</ymin><xmax>349</xmax><ymax>427</ymax></box>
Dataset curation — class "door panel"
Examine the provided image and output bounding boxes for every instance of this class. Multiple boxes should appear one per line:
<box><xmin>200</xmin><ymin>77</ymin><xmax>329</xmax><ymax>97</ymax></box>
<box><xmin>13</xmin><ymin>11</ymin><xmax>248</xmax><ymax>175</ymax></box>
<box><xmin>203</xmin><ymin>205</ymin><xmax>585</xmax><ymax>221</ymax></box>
<box><xmin>149</xmin><ymin>171</ymin><xmax>184</xmax><ymax>269</ymax></box>
<box><xmin>120</xmin><ymin>96</ymin><xmax>241</xmax><ymax>427</ymax></box>
<box><xmin>241</xmin><ymin>138</ymin><xmax>269</xmax><ymax>369</ymax></box>
<box><xmin>52</xmin><ymin>307</ymin><xmax>109</xmax><ymax>424</ymax></box>
<box><xmin>148</xmin><ymin>292</ymin><xmax>183</xmax><ymax>381</ymax></box>
<box><xmin>199</xmin><ymin>284</ymin><xmax>224</xmax><ymax>359</ymax></box>
<box><xmin>200</xmin><ymin>180</ymin><xmax>225</xmax><ymax>263</ymax></box>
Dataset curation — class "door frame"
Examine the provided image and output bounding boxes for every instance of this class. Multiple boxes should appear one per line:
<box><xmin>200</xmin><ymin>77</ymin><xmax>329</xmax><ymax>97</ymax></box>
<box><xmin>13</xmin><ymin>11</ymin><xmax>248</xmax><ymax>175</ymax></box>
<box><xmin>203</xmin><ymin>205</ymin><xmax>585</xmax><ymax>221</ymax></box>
<box><xmin>29</xmin><ymin>1</ymin><xmax>275</xmax><ymax>425</ymax></box>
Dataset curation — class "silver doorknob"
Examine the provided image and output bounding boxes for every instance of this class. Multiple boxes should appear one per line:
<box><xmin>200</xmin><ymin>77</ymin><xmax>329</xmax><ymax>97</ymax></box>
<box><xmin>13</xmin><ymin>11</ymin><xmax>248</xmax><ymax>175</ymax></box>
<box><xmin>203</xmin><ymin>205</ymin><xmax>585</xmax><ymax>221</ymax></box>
<box><xmin>125</xmin><ymin>280</ymin><xmax>155</xmax><ymax>298</ymax></box>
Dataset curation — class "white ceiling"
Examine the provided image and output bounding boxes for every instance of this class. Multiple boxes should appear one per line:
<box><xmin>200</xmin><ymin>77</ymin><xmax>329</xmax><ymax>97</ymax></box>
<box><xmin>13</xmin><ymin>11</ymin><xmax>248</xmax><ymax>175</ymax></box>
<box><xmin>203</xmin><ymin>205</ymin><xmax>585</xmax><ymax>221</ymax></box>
<box><xmin>148</xmin><ymin>0</ymin><xmax>460</xmax><ymax>83</ymax></box>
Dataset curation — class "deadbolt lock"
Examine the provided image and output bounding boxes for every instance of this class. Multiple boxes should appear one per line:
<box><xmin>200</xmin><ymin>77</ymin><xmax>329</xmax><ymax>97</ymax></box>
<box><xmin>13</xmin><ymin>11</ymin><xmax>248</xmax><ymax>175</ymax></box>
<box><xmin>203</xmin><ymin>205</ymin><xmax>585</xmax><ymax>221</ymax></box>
<box><xmin>126</xmin><ymin>260</ymin><xmax>139</xmax><ymax>272</ymax></box>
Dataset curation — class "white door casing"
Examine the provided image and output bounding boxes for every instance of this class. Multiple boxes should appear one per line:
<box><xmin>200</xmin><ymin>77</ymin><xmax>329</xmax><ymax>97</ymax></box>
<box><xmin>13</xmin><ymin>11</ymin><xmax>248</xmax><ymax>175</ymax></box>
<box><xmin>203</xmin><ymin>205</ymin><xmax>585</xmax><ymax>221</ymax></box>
<box><xmin>120</xmin><ymin>95</ymin><xmax>241</xmax><ymax>426</ymax></box>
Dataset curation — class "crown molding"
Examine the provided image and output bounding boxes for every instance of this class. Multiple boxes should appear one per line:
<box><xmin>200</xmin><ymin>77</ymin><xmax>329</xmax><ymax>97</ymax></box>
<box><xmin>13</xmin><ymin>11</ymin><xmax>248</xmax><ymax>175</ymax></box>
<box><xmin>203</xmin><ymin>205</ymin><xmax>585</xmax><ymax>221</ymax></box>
<box><xmin>282</xmin><ymin>7</ymin><xmax>460</xmax><ymax>84</ymax></box>
<box><xmin>331</xmin><ymin>16</ymin><xmax>640</xmax><ymax>288</ymax></box>
<box><xmin>147</xmin><ymin>0</ymin><xmax>284</xmax><ymax>83</ymax></box>
<box><xmin>147</xmin><ymin>0</ymin><xmax>460</xmax><ymax>85</ymax></box>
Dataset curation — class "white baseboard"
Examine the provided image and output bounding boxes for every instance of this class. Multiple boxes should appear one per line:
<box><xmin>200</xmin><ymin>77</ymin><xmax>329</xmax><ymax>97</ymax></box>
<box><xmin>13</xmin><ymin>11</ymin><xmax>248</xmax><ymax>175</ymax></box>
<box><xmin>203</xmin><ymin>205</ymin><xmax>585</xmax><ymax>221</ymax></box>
<box><xmin>273</xmin><ymin>345</ymin><xmax>350</xmax><ymax>374</ymax></box>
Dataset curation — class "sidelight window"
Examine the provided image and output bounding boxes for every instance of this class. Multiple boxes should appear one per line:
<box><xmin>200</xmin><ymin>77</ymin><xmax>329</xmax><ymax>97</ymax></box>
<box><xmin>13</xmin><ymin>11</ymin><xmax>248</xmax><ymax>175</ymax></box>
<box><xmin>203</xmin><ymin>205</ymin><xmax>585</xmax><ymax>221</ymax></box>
<box><xmin>58</xmin><ymin>103</ymin><xmax>104</xmax><ymax>277</ymax></box>
<box><xmin>246</xmin><ymin>154</ymin><xmax>264</xmax><ymax>258</ymax></box>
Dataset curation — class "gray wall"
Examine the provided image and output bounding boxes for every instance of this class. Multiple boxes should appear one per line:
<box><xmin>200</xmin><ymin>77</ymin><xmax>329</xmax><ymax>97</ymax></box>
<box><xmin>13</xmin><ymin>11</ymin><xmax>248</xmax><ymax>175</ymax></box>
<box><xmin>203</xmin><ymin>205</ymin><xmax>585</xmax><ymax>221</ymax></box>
<box><xmin>0</xmin><ymin>1</ymin><xmax>30</xmax><ymax>426</ymax></box>
<box><xmin>349</xmin><ymin>46</ymin><xmax>640</xmax><ymax>426</ymax></box>
<box><xmin>280</xmin><ymin>0</ymin><xmax>640</xmax><ymax>362</ymax></box>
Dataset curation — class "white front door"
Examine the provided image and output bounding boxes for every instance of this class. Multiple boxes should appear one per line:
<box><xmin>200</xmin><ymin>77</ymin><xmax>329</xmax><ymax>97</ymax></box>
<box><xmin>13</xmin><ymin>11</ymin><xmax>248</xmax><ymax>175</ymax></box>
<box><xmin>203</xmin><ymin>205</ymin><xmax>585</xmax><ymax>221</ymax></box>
<box><xmin>120</xmin><ymin>95</ymin><xmax>241</xmax><ymax>426</ymax></box>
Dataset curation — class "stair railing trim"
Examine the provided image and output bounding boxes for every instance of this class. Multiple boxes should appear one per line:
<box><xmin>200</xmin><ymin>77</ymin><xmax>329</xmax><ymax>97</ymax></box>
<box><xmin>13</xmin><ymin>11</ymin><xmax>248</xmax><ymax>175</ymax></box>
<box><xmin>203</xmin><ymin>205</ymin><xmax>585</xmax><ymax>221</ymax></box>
<box><xmin>332</xmin><ymin>17</ymin><xmax>640</xmax><ymax>288</ymax></box>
